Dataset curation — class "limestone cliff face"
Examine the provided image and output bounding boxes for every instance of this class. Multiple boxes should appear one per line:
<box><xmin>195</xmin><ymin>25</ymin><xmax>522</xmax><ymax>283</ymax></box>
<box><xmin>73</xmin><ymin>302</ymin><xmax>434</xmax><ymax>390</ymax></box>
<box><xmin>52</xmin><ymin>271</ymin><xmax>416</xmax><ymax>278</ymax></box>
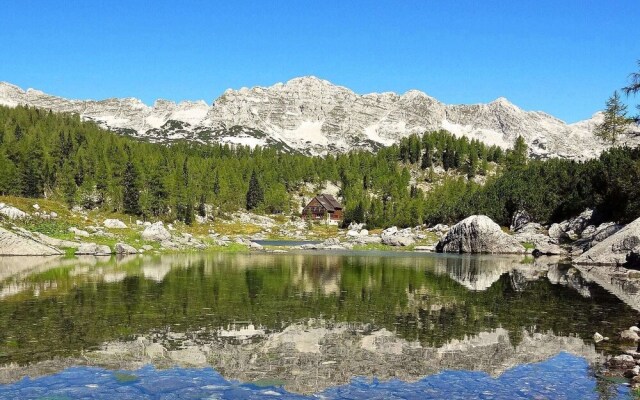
<box><xmin>1</xmin><ymin>77</ymin><xmax>638</xmax><ymax>158</ymax></box>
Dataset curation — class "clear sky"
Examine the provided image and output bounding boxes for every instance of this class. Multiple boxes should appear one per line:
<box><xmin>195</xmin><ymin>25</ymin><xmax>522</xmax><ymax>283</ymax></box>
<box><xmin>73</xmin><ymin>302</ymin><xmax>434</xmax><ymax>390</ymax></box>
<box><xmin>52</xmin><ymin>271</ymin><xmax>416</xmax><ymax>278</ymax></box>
<box><xmin>1</xmin><ymin>1</ymin><xmax>639</xmax><ymax>123</ymax></box>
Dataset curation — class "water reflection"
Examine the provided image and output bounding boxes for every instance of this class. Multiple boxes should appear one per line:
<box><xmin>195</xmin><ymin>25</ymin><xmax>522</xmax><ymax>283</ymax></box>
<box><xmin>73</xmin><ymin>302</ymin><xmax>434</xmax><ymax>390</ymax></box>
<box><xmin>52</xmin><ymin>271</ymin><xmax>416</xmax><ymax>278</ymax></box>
<box><xmin>0</xmin><ymin>252</ymin><xmax>638</xmax><ymax>394</ymax></box>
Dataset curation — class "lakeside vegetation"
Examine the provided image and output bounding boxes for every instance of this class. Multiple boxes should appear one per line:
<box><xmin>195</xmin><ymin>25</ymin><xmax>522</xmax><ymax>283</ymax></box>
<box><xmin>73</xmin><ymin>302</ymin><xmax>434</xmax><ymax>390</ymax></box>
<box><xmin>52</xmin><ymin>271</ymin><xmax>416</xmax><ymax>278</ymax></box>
<box><xmin>1</xmin><ymin>104</ymin><xmax>640</xmax><ymax>231</ymax></box>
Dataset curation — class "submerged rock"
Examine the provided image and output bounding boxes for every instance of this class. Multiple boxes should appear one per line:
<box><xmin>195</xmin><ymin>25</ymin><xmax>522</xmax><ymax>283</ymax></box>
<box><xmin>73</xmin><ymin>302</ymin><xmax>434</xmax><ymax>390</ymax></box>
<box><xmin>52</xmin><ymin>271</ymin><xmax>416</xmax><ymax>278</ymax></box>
<box><xmin>436</xmin><ymin>215</ymin><xmax>525</xmax><ymax>254</ymax></box>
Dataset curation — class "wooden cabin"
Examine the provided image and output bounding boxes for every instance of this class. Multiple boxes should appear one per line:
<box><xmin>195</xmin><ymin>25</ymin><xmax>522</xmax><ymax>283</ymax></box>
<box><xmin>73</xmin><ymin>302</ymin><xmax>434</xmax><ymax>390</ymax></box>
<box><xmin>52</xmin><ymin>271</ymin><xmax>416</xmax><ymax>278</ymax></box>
<box><xmin>302</xmin><ymin>194</ymin><xmax>343</xmax><ymax>221</ymax></box>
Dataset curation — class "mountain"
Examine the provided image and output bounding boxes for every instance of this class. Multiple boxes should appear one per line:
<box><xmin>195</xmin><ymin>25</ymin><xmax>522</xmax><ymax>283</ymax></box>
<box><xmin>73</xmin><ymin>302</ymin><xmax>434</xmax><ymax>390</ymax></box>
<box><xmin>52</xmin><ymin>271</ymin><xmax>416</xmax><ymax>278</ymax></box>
<box><xmin>1</xmin><ymin>77</ymin><xmax>638</xmax><ymax>159</ymax></box>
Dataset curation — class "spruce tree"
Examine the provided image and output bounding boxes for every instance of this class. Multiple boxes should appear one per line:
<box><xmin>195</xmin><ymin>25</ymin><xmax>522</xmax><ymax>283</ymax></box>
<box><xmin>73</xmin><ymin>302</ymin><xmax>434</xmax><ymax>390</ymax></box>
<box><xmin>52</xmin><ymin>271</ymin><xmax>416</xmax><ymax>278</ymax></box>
<box><xmin>594</xmin><ymin>91</ymin><xmax>630</xmax><ymax>144</ymax></box>
<box><xmin>246</xmin><ymin>171</ymin><xmax>264</xmax><ymax>210</ymax></box>
<box><xmin>122</xmin><ymin>158</ymin><xmax>141</xmax><ymax>215</ymax></box>
<box><xmin>59</xmin><ymin>161</ymin><xmax>77</xmax><ymax>208</ymax></box>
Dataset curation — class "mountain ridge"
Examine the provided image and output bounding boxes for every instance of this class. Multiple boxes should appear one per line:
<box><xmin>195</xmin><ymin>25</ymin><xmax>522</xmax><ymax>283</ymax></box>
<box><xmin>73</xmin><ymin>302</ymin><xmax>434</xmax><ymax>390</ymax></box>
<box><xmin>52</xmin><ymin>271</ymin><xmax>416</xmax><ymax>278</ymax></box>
<box><xmin>0</xmin><ymin>77</ymin><xmax>637</xmax><ymax>159</ymax></box>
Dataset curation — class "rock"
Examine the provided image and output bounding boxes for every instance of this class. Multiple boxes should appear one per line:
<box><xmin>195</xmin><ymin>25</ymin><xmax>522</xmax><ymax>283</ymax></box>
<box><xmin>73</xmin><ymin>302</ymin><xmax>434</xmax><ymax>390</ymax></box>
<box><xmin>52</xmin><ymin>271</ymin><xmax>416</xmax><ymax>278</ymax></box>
<box><xmin>141</xmin><ymin>222</ymin><xmax>171</xmax><ymax>242</ymax></box>
<box><xmin>414</xmin><ymin>245</ymin><xmax>435</xmax><ymax>252</ymax></box>
<box><xmin>145</xmin><ymin>343</ymin><xmax>166</xmax><ymax>359</ymax></box>
<box><xmin>141</xmin><ymin>245</ymin><xmax>154</xmax><ymax>251</ymax></box>
<box><xmin>382</xmin><ymin>235</ymin><xmax>415</xmax><ymax>247</ymax></box>
<box><xmin>50</xmin><ymin>211</ymin><xmax>58</xmax><ymax>218</ymax></box>
<box><xmin>532</xmin><ymin>241</ymin><xmax>566</xmax><ymax>256</ymax></box>
<box><xmin>323</xmin><ymin>238</ymin><xmax>341</xmax><ymax>246</ymax></box>
<box><xmin>115</xmin><ymin>243</ymin><xmax>138</xmax><ymax>254</ymax></box>
<box><xmin>347</xmin><ymin>230</ymin><xmax>360</xmax><ymax>237</ymax></box>
<box><xmin>32</xmin><ymin>204</ymin><xmax>40</xmax><ymax>210</ymax></box>
<box><xmin>610</xmin><ymin>354</ymin><xmax>637</xmax><ymax>369</ymax></box>
<box><xmin>160</xmin><ymin>240</ymin><xmax>179</xmax><ymax>249</ymax></box>
<box><xmin>548</xmin><ymin>223</ymin><xmax>567</xmax><ymax>240</ymax></box>
<box><xmin>136</xmin><ymin>220</ymin><xmax>143</xmax><ymax>226</ymax></box>
<box><xmin>593</xmin><ymin>332</ymin><xmax>604</xmax><ymax>343</ymax></box>
<box><xmin>348</xmin><ymin>222</ymin><xmax>364</xmax><ymax>231</ymax></box>
<box><xmin>249</xmin><ymin>241</ymin><xmax>263</xmax><ymax>250</ymax></box>
<box><xmin>0</xmin><ymin>227</ymin><xmax>63</xmax><ymax>256</ymax></box>
<box><xmin>68</xmin><ymin>227</ymin><xmax>90</xmax><ymax>238</ymax></box>
<box><xmin>624</xmin><ymin>366</ymin><xmax>640</xmax><ymax>378</ymax></box>
<box><xmin>103</xmin><ymin>219</ymin><xmax>127</xmax><ymax>229</ymax></box>
<box><xmin>621</xmin><ymin>329</ymin><xmax>640</xmax><ymax>341</ymax></box>
<box><xmin>76</xmin><ymin>243</ymin><xmax>112</xmax><ymax>256</ymax></box>
<box><xmin>510</xmin><ymin>210</ymin><xmax>532</xmax><ymax>232</ymax></box>
<box><xmin>381</xmin><ymin>227</ymin><xmax>416</xmax><ymax>247</ymax></box>
<box><xmin>567</xmin><ymin>209</ymin><xmax>595</xmax><ymax>234</ymax></box>
<box><xmin>436</xmin><ymin>215</ymin><xmax>525</xmax><ymax>254</ymax></box>
<box><xmin>631</xmin><ymin>326</ymin><xmax>640</xmax><ymax>333</ymax></box>
<box><xmin>0</xmin><ymin>203</ymin><xmax>27</xmax><ymax>220</ymax></box>
<box><xmin>575</xmin><ymin>217</ymin><xmax>640</xmax><ymax>265</ymax></box>
<box><xmin>359</xmin><ymin>229</ymin><xmax>369</xmax><ymax>236</ymax></box>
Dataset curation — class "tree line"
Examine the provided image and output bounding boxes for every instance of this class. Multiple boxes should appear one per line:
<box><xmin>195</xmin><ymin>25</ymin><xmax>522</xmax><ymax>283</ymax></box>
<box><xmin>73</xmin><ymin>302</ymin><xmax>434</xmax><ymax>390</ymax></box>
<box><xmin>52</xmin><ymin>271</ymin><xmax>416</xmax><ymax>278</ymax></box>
<box><xmin>1</xmin><ymin>104</ymin><xmax>639</xmax><ymax>229</ymax></box>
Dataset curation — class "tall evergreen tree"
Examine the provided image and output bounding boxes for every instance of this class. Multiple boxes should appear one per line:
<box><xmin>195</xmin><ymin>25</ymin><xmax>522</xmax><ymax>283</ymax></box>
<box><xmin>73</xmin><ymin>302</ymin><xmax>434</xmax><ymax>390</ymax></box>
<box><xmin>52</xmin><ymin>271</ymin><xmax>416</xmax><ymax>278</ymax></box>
<box><xmin>594</xmin><ymin>91</ymin><xmax>631</xmax><ymax>144</ymax></box>
<box><xmin>58</xmin><ymin>161</ymin><xmax>77</xmax><ymax>208</ymax></box>
<box><xmin>122</xmin><ymin>158</ymin><xmax>141</xmax><ymax>215</ymax></box>
<box><xmin>246</xmin><ymin>171</ymin><xmax>264</xmax><ymax>210</ymax></box>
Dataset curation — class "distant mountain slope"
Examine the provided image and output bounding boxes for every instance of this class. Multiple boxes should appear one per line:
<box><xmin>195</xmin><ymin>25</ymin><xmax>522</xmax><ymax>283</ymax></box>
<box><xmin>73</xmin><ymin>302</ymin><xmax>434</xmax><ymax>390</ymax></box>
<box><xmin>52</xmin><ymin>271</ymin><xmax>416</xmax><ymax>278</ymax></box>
<box><xmin>1</xmin><ymin>77</ymin><xmax>638</xmax><ymax>158</ymax></box>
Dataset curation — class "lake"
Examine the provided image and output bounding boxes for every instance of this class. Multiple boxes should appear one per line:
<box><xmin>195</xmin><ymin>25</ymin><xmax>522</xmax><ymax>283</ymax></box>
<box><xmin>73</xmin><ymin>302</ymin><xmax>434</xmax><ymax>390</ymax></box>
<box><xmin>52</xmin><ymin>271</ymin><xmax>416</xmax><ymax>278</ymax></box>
<box><xmin>0</xmin><ymin>252</ymin><xmax>637</xmax><ymax>399</ymax></box>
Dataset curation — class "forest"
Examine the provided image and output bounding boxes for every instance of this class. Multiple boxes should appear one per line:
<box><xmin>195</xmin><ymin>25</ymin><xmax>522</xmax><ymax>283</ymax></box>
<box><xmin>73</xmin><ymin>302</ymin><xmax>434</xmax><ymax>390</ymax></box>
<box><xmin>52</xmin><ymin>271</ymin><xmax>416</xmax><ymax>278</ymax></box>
<box><xmin>1</xmin><ymin>104</ymin><xmax>639</xmax><ymax>229</ymax></box>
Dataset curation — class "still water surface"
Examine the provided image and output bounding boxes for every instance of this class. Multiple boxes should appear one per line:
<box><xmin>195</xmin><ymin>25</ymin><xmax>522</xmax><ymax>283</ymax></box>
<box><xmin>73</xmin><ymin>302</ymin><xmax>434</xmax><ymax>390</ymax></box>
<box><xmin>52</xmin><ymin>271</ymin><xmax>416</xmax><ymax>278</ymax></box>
<box><xmin>0</xmin><ymin>252</ymin><xmax>637</xmax><ymax>398</ymax></box>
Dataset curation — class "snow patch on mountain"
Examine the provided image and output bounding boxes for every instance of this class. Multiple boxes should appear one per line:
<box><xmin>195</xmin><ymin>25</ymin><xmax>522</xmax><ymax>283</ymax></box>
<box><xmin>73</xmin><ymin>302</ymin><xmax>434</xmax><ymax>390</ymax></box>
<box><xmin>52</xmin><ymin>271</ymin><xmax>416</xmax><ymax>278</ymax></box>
<box><xmin>1</xmin><ymin>78</ymin><xmax>638</xmax><ymax>159</ymax></box>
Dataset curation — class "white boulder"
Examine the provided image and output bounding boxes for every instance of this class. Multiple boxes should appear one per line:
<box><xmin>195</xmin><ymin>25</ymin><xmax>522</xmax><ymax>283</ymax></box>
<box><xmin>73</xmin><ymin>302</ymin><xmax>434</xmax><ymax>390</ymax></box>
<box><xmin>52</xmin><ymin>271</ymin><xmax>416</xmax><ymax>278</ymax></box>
<box><xmin>103</xmin><ymin>219</ymin><xmax>127</xmax><ymax>229</ymax></box>
<box><xmin>436</xmin><ymin>215</ymin><xmax>525</xmax><ymax>254</ymax></box>
<box><xmin>0</xmin><ymin>203</ymin><xmax>27</xmax><ymax>220</ymax></box>
<box><xmin>115</xmin><ymin>243</ymin><xmax>138</xmax><ymax>255</ymax></box>
<box><xmin>0</xmin><ymin>227</ymin><xmax>63</xmax><ymax>256</ymax></box>
<box><xmin>142</xmin><ymin>222</ymin><xmax>171</xmax><ymax>242</ymax></box>
<box><xmin>76</xmin><ymin>243</ymin><xmax>112</xmax><ymax>256</ymax></box>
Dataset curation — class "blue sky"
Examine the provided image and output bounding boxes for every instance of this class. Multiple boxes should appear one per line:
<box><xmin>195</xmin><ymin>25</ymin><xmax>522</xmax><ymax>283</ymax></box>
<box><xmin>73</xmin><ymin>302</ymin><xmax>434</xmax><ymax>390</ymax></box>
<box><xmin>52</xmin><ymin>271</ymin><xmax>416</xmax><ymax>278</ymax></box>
<box><xmin>1</xmin><ymin>1</ymin><xmax>638</xmax><ymax>122</ymax></box>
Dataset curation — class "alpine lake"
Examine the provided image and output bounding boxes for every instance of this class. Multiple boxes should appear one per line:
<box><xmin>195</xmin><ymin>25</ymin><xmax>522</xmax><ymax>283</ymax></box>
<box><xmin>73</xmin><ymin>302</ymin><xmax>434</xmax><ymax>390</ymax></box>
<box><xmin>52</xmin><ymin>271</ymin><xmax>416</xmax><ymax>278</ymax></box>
<box><xmin>0</xmin><ymin>250</ymin><xmax>638</xmax><ymax>399</ymax></box>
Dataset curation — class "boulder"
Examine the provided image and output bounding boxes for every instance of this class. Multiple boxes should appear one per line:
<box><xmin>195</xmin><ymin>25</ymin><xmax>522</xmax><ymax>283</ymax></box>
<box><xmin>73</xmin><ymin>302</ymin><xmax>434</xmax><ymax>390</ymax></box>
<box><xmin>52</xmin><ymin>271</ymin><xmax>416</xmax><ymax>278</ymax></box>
<box><xmin>249</xmin><ymin>241</ymin><xmax>263</xmax><ymax>250</ymax></box>
<box><xmin>548</xmin><ymin>223</ymin><xmax>568</xmax><ymax>240</ymax></box>
<box><xmin>68</xmin><ymin>227</ymin><xmax>90</xmax><ymax>238</ymax></box>
<box><xmin>610</xmin><ymin>354</ymin><xmax>636</xmax><ymax>369</ymax></box>
<box><xmin>510</xmin><ymin>210</ymin><xmax>532</xmax><ymax>232</ymax></box>
<box><xmin>436</xmin><ymin>215</ymin><xmax>525</xmax><ymax>254</ymax></box>
<box><xmin>593</xmin><ymin>332</ymin><xmax>604</xmax><ymax>343</ymax></box>
<box><xmin>382</xmin><ymin>235</ymin><xmax>415</xmax><ymax>247</ymax></box>
<box><xmin>141</xmin><ymin>222</ymin><xmax>171</xmax><ymax>242</ymax></box>
<box><xmin>381</xmin><ymin>227</ymin><xmax>416</xmax><ymax>247</ymax></box>
<box><xmin>103</xmin><ymin>219</ymin><xmax>127</xmax><ymax>229</ymax></box>
<box><xmin>0</xmin><ymin>227</ymin><xmax>63</xmax><ymax>256</ymax></box>
<box><xmin>76</xmin><ymin>243</ymin><xmax>112</xmax><ymax>256</ymax></box>
<box><xmin>575</xmin><ymin>217</ymin><xmax>640</xmax><ymax>265</ymax></box>
<box><xmin>0</xmin><ymin>203</ymin><xmax>27</xmax><ymax>220</ymax></box>
<box><xmin>115</xmin><ymin>243</ymin><xmax>138</xmax><ymax>255</ymax></box>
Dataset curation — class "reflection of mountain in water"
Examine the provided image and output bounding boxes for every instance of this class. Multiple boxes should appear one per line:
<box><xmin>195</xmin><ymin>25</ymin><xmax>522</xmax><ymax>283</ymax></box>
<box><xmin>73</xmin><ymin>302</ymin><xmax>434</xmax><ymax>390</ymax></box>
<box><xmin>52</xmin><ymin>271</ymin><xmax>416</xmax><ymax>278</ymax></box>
<box><xmin>0</xmin><ymin>252</ymin><xmax>638</xmax><ymax>392</ymax></box>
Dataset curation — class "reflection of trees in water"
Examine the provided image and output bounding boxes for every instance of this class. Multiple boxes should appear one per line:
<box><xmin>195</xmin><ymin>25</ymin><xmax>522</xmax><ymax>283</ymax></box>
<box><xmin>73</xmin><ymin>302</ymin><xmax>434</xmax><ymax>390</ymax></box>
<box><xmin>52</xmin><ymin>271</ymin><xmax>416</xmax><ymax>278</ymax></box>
<box><xmin>0</xmin><ymin>253</ymin><xmax>638</xmax><ymax>366</ymax></box>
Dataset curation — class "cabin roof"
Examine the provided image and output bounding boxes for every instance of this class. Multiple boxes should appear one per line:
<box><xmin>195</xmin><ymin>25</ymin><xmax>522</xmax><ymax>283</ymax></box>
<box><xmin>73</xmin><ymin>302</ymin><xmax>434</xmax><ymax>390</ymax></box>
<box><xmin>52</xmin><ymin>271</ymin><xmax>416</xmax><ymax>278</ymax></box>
<box><xmin>310</xmin><ymin>194</ymin><xmax>342</xmax><ymax>212</ymax></box>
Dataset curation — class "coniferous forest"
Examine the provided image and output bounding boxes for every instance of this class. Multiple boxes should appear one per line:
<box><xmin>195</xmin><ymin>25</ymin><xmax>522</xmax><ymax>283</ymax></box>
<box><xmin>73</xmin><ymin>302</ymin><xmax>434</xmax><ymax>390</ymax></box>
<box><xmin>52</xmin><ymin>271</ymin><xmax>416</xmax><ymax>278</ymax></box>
<box><xmin>1</xmin><ymin>104</ymin><xmax>639</xmax><ymax>228</ymax></box>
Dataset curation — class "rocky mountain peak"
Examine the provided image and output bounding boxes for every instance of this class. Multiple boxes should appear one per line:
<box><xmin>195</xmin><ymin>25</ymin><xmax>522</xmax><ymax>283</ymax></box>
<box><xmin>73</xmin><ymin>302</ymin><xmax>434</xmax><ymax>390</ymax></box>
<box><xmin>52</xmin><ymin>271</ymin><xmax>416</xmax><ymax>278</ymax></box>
<box><xmin>0</xmin><ymin>78</ymin><xmax>638</xmax><ymax>159</ymax></box>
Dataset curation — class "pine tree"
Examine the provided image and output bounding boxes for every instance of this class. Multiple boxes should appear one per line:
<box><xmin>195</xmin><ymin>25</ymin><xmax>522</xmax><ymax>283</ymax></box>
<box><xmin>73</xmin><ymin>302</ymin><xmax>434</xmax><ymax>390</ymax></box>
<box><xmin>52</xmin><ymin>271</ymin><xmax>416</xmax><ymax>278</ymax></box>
<box><xmin>507</xmin><ymin>136</ymin><xmax>528</xmax><ymax>168</ymax></box>
<box><xmin>594</xmin><ymin>91</ymin><xmax>630</xmax><ymax>144</ymax></box>
<box><xmin>122</xmin><ymin>158</ymin><xmax>141</xmax><ymax>215</ymax></box>
<box><xmin>59</xmin><ymin>161</ymin><xmax>77</xmax><ymax>208</ymax></box>
<box><xmin>246</xmin><ymin>171</ymin><xmax>264</xmax><ymax>210</ymax></box>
